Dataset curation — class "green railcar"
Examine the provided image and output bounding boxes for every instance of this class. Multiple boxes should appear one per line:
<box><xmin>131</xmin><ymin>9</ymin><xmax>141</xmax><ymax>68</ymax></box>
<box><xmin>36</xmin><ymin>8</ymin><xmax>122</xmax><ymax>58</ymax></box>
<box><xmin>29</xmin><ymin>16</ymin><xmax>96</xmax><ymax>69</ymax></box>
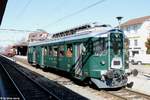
<box><xmin>28</xmin><ymin>25</ymin><xmax>130</xmax><ymax>88</ymax></box>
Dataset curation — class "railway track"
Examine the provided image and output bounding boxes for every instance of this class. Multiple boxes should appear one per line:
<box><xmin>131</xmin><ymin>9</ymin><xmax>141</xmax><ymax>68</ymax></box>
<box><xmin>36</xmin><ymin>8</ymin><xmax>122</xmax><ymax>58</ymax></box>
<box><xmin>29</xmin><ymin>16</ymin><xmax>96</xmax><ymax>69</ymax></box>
<box><xmin>0</xmin><ymin>55</ymin><xmax>88</xmax><ymax>100</ymax></box>
<box><xmin>105</xmin><ymin>88</ymin><xmax>150</xmax><ymax>100</ymax></box>
<box><xmin>0</xmin><ymin>62</ymin><xmax>23</xmax><ymax>99</ymax></box>
<box><xmin>3</xmin><ymin>55</ymin><xmax>150</xmax><ymax>100</ymax></box>
<box><xmin>84</xmin><ymin>86</ymin><xmax>150</xmax><ymax>100</ymax></box>
<box><xmin>0</xmin><ymin>58</ymin><xmax>60</xmax><ymax>100</ymax></box>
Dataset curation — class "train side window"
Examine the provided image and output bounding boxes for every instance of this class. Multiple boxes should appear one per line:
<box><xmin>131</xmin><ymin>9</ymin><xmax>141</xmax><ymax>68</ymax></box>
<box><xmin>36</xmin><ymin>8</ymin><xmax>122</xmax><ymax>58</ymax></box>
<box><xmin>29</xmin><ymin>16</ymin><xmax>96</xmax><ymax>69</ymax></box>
<box><xmin>93</xmin><ymin>40</ymin><xmax>100</xmax><ymax>54</ymax></box>
<box><xmin>66</xmin><ymin>44</ymin><xmax>72</xmax><ymax>57</ymax></box>
<box><xmin>44</xmin><ymin>47</ymin><xmax>48</xmax><ymax>56</ymax></box>
<box><xmin>48</xmin><ymin>46</ymin><xmax>52</xmax><ymax>56</ymax></box>
<box><xmin>93</xmin><ymin>38</ymin><xmax>107</xmax><ymax>55</ymax></box>
<box><xmin>52</xmin><ymin>46</ymin><xmax>58</xmax><ymax>56</ymax></box>
<box><xmin>59</xmin><ymin>45</ymin><xmax>65</xmax><ymax>57</ymax></box>
<box><xmin>101</xmin><ymin>38</ymin><xmax>107</xmax><ymax>51</ymax></box>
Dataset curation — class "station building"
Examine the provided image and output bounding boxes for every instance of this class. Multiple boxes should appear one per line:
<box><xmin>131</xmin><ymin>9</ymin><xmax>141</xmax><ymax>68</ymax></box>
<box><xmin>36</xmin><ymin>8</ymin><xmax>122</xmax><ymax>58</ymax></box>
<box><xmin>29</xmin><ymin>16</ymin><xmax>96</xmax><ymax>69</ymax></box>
<box><xmin>121</xmin><ymin>16</ymin><xmax>150</xmax><ymax>59</ymax></box>
<box><xmin>13</xmin><ymin>31</ymin><xmax>49</xmax><ymax>56</ymax></box>
<box><xmin>13</xmin><ymin>42</ymin><xmax>28</xmax><ymax>56</ymax></box>
<box><xmin>28</xmin><ymin>31</ymin><xmax>49</xmax><ymax>42</ymax></box>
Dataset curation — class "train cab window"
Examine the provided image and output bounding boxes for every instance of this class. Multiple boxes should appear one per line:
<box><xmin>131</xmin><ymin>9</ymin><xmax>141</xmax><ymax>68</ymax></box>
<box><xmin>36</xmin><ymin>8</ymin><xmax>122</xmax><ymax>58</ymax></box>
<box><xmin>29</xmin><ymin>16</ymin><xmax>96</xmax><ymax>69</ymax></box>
<box><xmin>66</xmin><ymin>44</ymin><xmax>72</xmax><ymax>57</ymax></box>
<box><xmin>59</xmin><ymin>46</ymin><xmax>65</xmax><ymax>57</ymax></box>
<box><xmin>110</xmin><ymin>33</ymin><xmax>123</xmax><ymax>55</ymax></box>
<box><xmin>52</xmin><ymin>46</ymin><xmax>58</xmax><ymax>56</ymax></box>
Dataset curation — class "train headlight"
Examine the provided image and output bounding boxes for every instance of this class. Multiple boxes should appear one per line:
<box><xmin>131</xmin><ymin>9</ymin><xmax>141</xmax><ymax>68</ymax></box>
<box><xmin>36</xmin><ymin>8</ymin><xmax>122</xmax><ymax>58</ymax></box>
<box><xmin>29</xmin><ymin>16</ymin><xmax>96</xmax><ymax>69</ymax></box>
<box><xmin>101</xmin><ymin>61</ymin><xmax>105</xmax><ymax>65</ymax></box>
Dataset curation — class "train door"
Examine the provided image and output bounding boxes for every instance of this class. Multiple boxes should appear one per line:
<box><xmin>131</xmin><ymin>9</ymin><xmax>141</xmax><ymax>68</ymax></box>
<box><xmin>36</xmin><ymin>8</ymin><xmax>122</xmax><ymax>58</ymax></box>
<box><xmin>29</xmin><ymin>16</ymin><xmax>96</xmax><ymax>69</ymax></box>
<box><xmin>33</xmin><ymin>47</ymin><xmax>36</xmax><ymax>64</ymax></box>
<box><xmin>58</xmin><ymin>45</ymin><xmax>65</xmax><ymax>69</ymax></box>
<box><xmin>74</xmin><ymin>43</ymin><xmax>85</xmax><ymax>77</ymax></box>
<box><xmin>52</xmin><ymin>46</ymin><xmax>58</xmax><ymax>68</ymax></box>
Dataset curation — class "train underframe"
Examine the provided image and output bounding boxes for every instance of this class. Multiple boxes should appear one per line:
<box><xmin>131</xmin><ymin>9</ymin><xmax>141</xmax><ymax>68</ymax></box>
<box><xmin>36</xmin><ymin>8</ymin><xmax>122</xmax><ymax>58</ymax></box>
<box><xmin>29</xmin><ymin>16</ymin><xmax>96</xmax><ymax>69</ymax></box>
<box><xmin>90</xmin><ymin>69</ymin><xmax>136</xmax><ymax>88</ymax></box>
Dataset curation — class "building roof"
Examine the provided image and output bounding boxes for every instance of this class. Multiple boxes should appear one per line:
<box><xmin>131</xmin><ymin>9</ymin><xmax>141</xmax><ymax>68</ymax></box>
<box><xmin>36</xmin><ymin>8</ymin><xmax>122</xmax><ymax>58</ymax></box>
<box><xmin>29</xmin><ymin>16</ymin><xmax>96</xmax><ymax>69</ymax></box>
<box><xmin>13</xmin><ymin>42</ymin><xmax>28</xmax><ymax>48</ymax></box>
<box><xmin>0</xmin><ymin>0</ymin><xmax>8</xmax><ymax>25</ymax></box>
<box><xmin>121</xmin><ymin>16</ymin><xmax>150</xmax><ymax>27</ymax></box>
<box><xmin>28</xmin><ymin>31</ymin><xmax>49</xmax><ymax>42</ymax></box>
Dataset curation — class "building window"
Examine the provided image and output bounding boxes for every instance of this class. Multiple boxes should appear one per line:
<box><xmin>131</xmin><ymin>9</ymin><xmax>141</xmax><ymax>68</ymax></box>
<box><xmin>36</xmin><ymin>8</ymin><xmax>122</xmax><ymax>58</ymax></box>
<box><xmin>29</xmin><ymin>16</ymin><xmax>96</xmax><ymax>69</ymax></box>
<box><xmin>132</xmin><ymin>51</ymin><xmax>139</xmax><ymax>57</ymax></box>
<box><xmin>128</xmin><ymin>39</ymin><xmax>130</xmax><ymax>46</ymax></box>
<box><xmin>127</xmin><ymin>27</ymin><xmax>130</xmax><ymax>31</ymax></box>
<box><xmin>134</xmin><ymin>40</ymin><xmax>138</xmax><ymax>46</ymax></box>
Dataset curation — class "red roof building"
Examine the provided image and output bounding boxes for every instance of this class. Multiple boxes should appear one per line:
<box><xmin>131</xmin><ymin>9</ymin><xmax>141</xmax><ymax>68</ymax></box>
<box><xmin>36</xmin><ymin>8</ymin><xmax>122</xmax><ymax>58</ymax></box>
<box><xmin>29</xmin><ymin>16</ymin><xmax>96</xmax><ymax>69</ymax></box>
<box><xmin>28</xmin><ymin>31</ymin><xmax>49</xmax><ymax>42</ymax></box>
<box><xmin>120</xmin><ymin>16</ymin><xmax>150</xmax><ymax>61</ymax></box>
<box><xmin>121</xmin><ymin>16</ymin><xmax>150</xmax><ymax>32</ymax></box>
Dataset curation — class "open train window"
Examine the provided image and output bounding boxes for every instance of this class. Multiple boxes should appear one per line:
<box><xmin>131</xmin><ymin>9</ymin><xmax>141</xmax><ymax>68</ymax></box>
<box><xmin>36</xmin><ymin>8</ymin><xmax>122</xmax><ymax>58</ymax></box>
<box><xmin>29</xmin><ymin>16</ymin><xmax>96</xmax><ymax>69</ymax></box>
<box><xmin>52</xmin><ymin>46</ymin><xmax>58</xmax><ymax>56</ymax></box>
<box><xmin>48</xmin><ymin>46</ymin><xmax>52</xmax><ymax>56</ymax></box>
<box><xmin>59</xmin><ymin>45</ymin><xmax>65</xmax><ymax>57</ymax></box>
<box><xmin>44</xmin><ymin>47</ymin><xmax>48</xmax><ymax>56</ymax></box>
<box><xmin>66</xmin><ymin>44</ymin><xmax>72</xmax><ymax>57</ymax></box>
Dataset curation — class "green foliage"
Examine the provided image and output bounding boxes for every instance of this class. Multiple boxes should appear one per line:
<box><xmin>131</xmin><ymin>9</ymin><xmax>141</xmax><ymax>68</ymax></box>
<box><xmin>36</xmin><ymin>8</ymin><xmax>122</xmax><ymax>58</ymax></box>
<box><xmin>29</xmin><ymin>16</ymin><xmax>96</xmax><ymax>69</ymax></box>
<box><xmin>145</xmin><ymin>38</ymin><xmax>150</xmax><ymax>54</ymax></box>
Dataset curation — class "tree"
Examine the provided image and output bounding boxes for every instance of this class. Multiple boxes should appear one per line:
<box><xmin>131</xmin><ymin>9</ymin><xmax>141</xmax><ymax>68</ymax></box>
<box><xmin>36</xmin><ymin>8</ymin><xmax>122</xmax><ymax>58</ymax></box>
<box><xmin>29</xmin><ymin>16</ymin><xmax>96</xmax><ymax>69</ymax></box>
<box><xmin>124</xmin><ymin>38</ymin><xmax>129</xmax><ymax>50</ymax></box>
<box><xmin>145</xmin><ymin>38</ymin><xmax>150</xmax><ymax>54</ymax></box>
<box><xmin>124</xmin><ymin>37</ymin><xmax>129</xmax><ymax>68</ymax></box>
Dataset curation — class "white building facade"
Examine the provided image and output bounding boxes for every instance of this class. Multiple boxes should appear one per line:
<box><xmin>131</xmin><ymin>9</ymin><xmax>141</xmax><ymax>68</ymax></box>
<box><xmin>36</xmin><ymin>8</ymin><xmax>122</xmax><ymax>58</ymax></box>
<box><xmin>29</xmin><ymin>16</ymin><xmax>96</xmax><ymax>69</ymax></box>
<box><xmin>121</xmin><ymin>16</ymin><xmax>150</xmax><ymax>60</ymax></box>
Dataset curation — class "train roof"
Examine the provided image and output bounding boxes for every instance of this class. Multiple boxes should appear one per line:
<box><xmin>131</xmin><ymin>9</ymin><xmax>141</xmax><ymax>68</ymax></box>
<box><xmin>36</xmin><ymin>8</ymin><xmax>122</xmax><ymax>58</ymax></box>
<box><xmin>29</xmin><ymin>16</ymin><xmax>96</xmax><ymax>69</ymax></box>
<box><xmin>51</xmin><ymin>23</ymin><xmax>111</xmax><ymax>38</ymax></box>
<box><xmin>28</xmin><ymin>26</ymin><xmax>122</xmax><ymax>47</ymax></box>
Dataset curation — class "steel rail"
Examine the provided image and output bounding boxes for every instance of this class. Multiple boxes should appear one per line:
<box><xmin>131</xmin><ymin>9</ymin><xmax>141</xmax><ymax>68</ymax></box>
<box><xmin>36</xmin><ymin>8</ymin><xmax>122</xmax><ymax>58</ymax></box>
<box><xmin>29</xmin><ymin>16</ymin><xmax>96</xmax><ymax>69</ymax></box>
<box><xmin>0</xmin><ymin>57</ymin><xmax>61</xmax><ymax>100</ymax></box>
<box><xmin>102</xmin><ymin>88</ymin><xmax>150</xmax><ymax>100</ymax></box>
<box><xmin>0</xmin><ymin>61</ymin><xmax>25</xmax><ymax>100</ymax></box>
<box><xmin>101</xmin><ymin>90</ymin><xmax>127</xmax><ymax>100</ymax></box>
<box><xmin>124</xmin><ymin>88</ymin><xmax>150</xmax><ymax>99</ymax></box>
<box><xmin>13</xmin><ymin>63</ymin><xmax>61</xmax><ymax>100</ymax></box>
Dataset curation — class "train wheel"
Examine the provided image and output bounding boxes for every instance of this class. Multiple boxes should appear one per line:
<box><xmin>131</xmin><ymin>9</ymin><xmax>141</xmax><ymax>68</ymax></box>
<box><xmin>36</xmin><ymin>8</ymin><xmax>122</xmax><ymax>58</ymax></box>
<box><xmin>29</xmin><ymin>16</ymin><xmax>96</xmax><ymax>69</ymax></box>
<box><xmin>42</xmin><ymin>66</ymin><xmax>49</xmax><ymax>72</ymax></box>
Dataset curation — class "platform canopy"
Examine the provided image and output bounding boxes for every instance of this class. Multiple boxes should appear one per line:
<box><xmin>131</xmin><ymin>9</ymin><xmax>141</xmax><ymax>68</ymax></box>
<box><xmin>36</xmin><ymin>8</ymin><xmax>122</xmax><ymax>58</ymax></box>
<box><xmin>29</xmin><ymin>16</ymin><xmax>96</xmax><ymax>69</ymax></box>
<box><xmin>0</xmin><ymin>0</ymin><xmax>7</xmax><ymax>25</ymax></box>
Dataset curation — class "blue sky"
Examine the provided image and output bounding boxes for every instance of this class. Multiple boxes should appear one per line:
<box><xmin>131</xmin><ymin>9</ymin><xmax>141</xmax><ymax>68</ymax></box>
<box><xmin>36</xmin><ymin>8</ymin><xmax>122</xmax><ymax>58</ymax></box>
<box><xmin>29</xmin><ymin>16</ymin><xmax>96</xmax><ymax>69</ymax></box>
<box><xmin>0</xmin><ymin>0</ymin><xmax>150</xmax><ymax>47</ymax></box>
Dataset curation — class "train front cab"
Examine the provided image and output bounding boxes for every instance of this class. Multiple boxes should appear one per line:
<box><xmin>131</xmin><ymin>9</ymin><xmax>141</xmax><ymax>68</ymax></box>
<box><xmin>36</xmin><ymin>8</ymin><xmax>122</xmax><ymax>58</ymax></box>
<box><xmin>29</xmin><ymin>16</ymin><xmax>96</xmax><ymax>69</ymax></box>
<box><xmin>90</xmin><ymin>30</ymin><xmax>129</xmax><ymax>88</ymax></box>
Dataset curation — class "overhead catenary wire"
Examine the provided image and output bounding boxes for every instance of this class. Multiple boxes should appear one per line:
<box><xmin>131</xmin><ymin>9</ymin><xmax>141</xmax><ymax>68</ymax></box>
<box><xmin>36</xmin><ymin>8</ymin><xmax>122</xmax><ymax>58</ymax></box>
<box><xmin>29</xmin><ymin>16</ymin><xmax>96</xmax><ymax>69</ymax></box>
<box><xmin>43</xmin><ymin>0</ymin><xmax>107</xmax><ymax>28</ymax></box>
<box><xmin>0</xmin><ymin>28</ymin><xmax>35</xmax><ymax>32</ymax></box>
<box><xmin>16</xmin><ymin>0</ymin><xmax>32</xmax><ymax>18</ymax></box>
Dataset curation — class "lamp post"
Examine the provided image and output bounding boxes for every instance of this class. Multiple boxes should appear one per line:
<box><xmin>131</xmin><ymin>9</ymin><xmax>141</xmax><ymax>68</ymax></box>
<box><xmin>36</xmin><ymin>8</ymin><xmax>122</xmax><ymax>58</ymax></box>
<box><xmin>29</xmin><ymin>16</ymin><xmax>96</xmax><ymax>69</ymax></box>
<box><xmin>116</xmin><ymin>16</ymin><xmax>123</xmax><ymax>29</ymax></box>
